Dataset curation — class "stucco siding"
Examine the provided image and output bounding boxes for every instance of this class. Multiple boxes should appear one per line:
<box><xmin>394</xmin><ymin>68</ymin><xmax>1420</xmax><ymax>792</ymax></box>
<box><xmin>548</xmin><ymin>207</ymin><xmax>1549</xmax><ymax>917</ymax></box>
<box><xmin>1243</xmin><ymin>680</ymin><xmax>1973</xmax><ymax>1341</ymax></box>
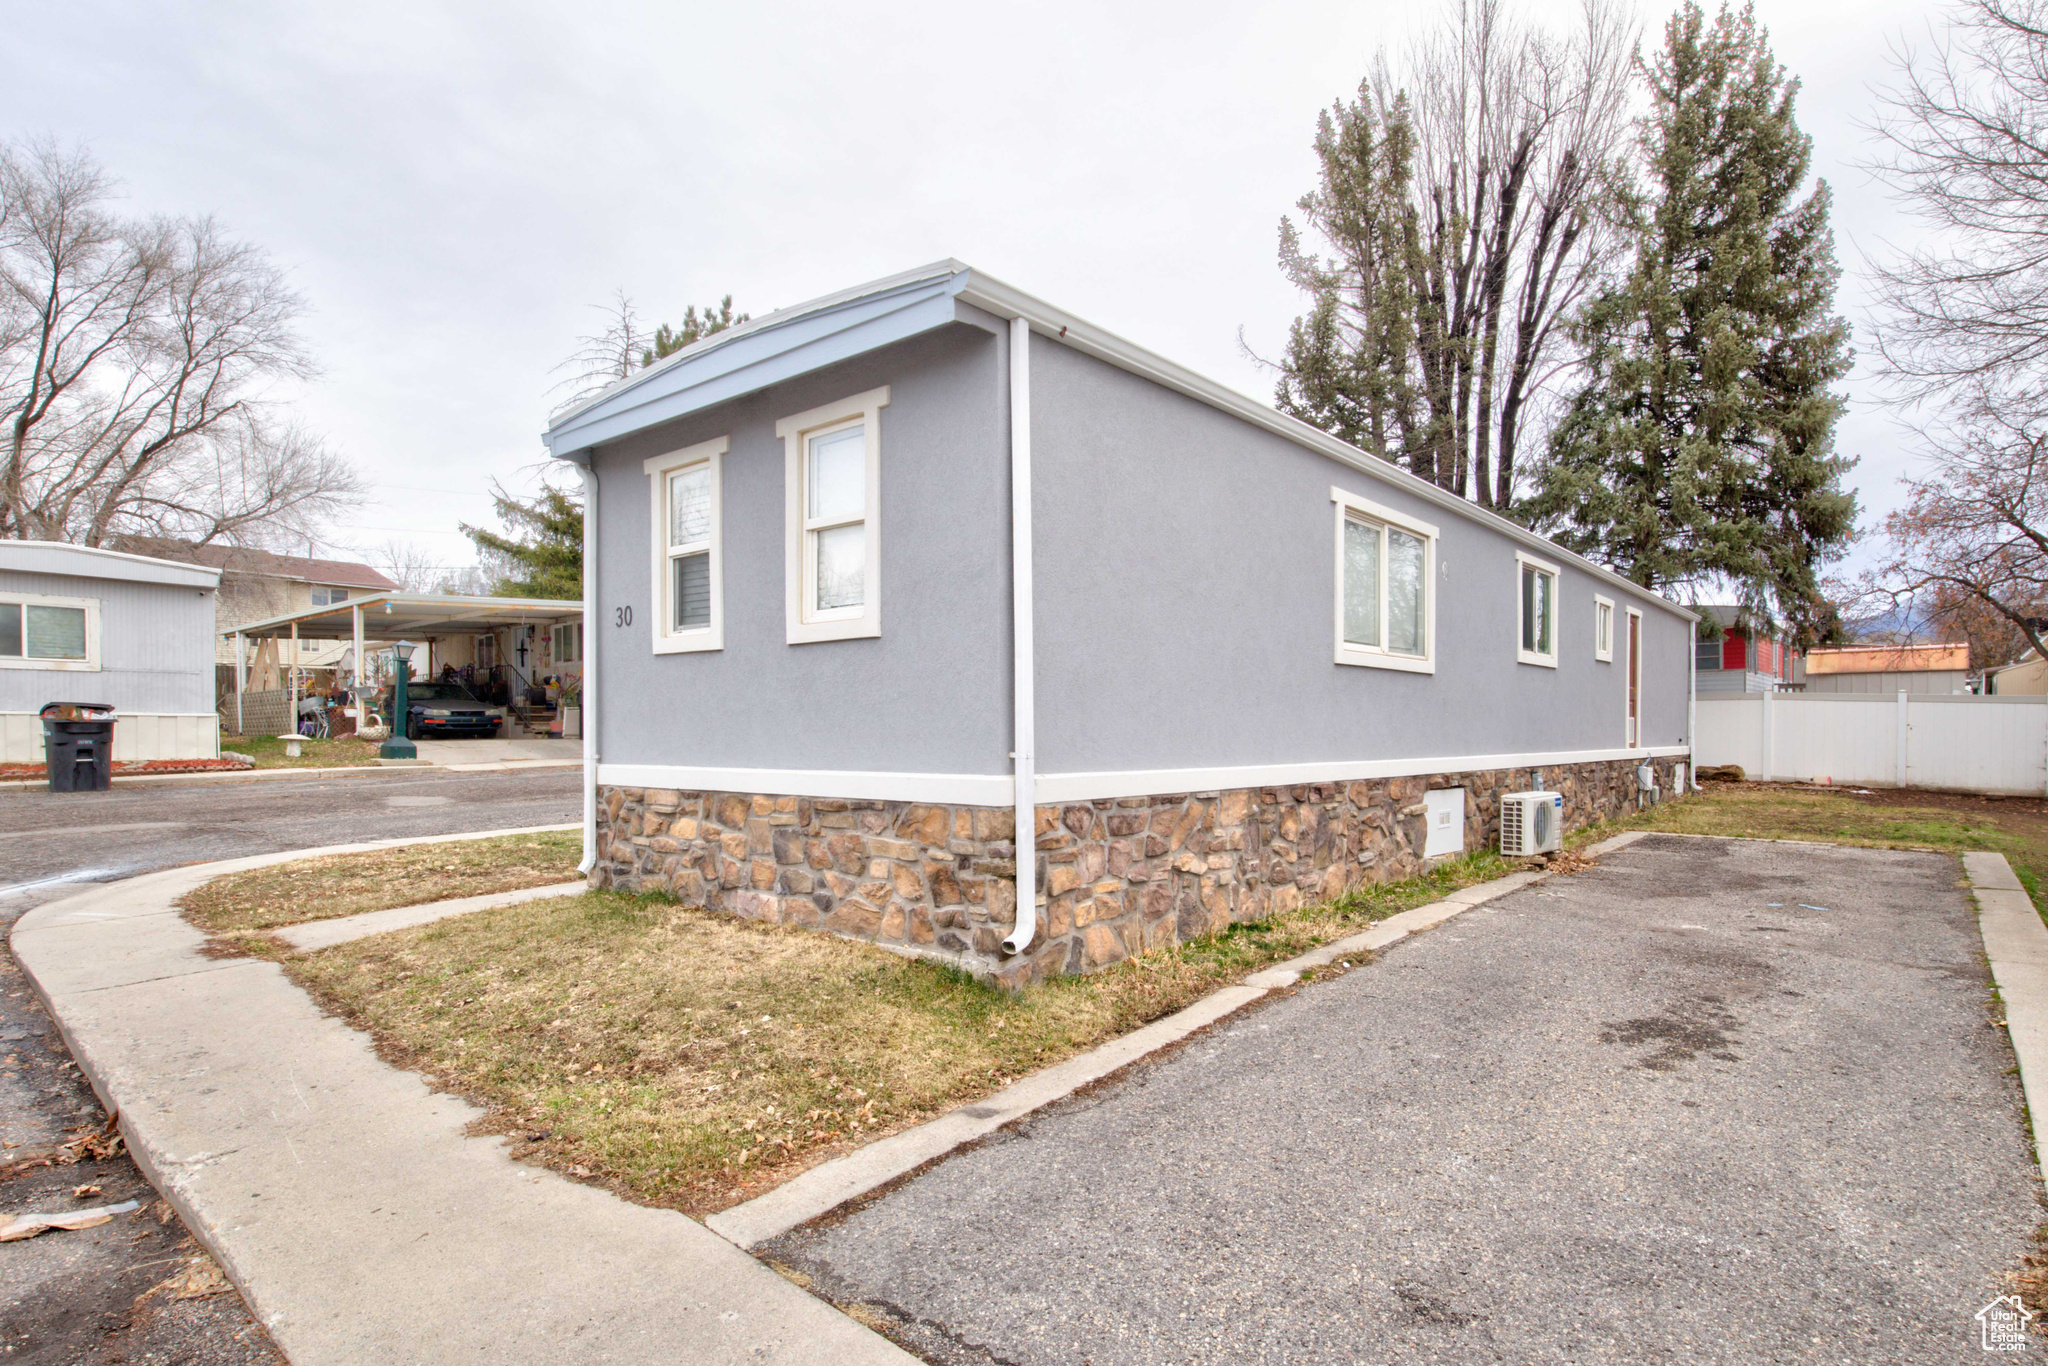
<box><xmin>1028</xmin><ymin>338</ymin><xmax>1691</xmax><ymax>775</ymax></box>
<box><xmin>0</xmin><ymin>568</ymin><xmax>217</xmax><ymax>716</ymax></box>
<box><xmin>590</xmin><ymin>322</ymin><xmax>1012</xmax><ymax>776</ymax></box>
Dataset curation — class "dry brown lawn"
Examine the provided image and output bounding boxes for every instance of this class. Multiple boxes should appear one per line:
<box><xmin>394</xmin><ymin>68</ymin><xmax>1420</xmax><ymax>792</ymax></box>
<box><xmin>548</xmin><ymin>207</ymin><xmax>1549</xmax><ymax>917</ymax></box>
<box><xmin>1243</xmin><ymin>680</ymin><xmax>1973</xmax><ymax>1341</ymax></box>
<box><xmin>282</xmin><ymin>848</ymin><xmax>1519</xmax><ymax>1216</ymax></box>
<box><xmin>179</xmin><ymin>830</ymin><xmax>582</xmax><ymax>934</ymax></box>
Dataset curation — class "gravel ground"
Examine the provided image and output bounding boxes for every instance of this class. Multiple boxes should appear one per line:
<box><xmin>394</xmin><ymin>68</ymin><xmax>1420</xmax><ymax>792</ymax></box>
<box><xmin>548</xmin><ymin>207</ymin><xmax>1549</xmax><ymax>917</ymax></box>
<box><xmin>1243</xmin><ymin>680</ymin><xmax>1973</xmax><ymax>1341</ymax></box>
<box><xmin>0</xmin><ymin>765</ymin><xmax>580</xmax><ymax>1364</ymax></box>
<box><xmin>768</xmin><ymin>835</ymin><xmax>2042</xmax><ymax>1365</ymax></box>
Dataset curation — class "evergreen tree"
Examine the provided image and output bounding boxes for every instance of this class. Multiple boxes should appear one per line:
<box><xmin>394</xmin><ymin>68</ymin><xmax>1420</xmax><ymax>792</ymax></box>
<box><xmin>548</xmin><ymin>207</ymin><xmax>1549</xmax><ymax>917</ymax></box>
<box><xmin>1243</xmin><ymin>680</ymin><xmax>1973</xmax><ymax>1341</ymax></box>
<box><xmin>643</xmin><ymin>296</ymin><xmax>748</xmax><ymax>366</ymax></box>
<box><xmin>459</xmin><ymin>483</ymin><xmax>582</xmax><ymax>600</ymax></box>
<box><xmin>1527</xmin><ymin>2</ymin><xmax>1855</xmax><ymax>643</ymax></box>
<box><xmin>1276</xmin><ymin>83</ymin><xmax>1420</xmax><ymax>464</ymax></box>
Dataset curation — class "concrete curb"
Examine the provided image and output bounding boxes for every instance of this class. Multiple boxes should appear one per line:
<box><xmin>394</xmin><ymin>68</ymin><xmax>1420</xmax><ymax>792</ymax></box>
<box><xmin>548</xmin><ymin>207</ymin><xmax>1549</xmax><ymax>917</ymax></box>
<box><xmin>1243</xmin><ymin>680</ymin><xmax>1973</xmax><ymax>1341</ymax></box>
<box><xmin>13</xmin><ymin>826</ymin><xmax>910</xmax><ymax>1365</ymax></box>
<box><xmin>1965</xmin><ymin>850</ymin><xmax>2048</xmax><ymax>1163</ymax></box>
<box><xmin>707</xmin><ymin>831</ymin><xmax>1648</xmax><ymax>1250</ymax></box>
<box><xmin>276</xmin><ymin>881</ymin><xmax>588</xmax><ymax>953</ymax></box>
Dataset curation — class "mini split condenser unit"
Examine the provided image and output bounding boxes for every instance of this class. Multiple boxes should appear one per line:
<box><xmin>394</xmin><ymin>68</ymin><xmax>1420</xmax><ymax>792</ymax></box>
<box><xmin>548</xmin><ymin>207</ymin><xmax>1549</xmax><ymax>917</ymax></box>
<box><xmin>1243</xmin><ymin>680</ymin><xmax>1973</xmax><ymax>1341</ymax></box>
<box><xmin>1499</xmin><ymin>791</ymin><xmax>1563</xmax><ymax>857</ymax></box>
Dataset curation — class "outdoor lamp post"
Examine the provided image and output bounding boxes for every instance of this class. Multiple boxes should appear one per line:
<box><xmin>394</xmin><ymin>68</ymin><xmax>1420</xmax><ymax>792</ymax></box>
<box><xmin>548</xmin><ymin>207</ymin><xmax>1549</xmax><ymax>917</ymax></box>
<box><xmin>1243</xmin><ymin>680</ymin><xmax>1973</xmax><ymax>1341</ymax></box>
<box><xmin>380</xmin><ymin>640</ymin><xmax>418</xmax><ymax>760</ymax></box>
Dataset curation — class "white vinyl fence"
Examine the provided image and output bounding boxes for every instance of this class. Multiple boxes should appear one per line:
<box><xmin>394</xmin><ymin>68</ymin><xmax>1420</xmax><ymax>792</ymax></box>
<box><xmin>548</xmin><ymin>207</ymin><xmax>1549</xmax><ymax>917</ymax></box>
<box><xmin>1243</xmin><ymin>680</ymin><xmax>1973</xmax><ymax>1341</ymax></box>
<box><xmin>0</xmin><ymin>712</ymin><xmax>221</xmax><ymax>765</ymax></box>
<box><xmin>1696</xmin><ymin>692</ymin><xmax>2048</xmax><ymax>796</ymax></box>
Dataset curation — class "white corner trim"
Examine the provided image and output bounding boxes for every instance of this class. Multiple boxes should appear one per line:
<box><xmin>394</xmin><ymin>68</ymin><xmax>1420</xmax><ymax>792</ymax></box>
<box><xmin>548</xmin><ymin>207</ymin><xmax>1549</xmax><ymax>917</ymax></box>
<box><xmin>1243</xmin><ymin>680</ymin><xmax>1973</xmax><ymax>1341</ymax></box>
<box><xmin>597</xmin><ymin>764</ymin><xmax>1010</xmax><ymax>806</ymax></box>
<box><xmin>781</xmin><ymin>387</ymin><xmax>888</xmax><ymax>645</ymax></box>
<box><xmin>1331</xmin><ymin>488</ymin><xmax>1437</xmax><ymax>674</ymax></box>
<box><xmin>645</xmin><ymin>436</ymin><xmax>727</xmax><ymax>656</ymax></box>
<box><xmin>1594</xmin><ymin>594</ymin><xmax>1615</xmax><ymax>664</ymax></box>
<box><xmin>592</xmin><ymin>747</ymin><xmax>1691</xmax><ymax>808</ymax></box>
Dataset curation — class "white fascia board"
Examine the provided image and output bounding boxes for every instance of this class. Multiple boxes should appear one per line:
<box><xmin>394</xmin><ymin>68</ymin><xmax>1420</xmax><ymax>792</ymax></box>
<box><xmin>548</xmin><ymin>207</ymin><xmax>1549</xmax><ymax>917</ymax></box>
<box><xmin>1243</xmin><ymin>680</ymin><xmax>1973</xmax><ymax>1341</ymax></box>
<box><xmin>0</xmin><ymin>540</ymin><xmax>221</xmax><ymax>590</ymax></box>
<box><xmin>544</xmin><ymin>268</ymin><xmax>978</xmax><ymax>456</ymax></box>
<box><xmin>948</xmin><ymin>270</ymin><xmax>1696</xmax><ymax>625</ymax></box>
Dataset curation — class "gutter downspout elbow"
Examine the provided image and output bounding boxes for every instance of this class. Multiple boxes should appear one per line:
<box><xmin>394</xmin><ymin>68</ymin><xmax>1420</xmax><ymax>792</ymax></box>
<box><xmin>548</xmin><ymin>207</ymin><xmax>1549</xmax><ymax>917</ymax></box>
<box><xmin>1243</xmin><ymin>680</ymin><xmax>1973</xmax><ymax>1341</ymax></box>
<box><xmin>579</xmin><ymin>457</ymin><xmax>600</xmax><ymax>876</ymax></box>
<box><xmin>1002</xmin><ymin>315</ymin><xmax>1038</xmax><ymax>957</ymax></box>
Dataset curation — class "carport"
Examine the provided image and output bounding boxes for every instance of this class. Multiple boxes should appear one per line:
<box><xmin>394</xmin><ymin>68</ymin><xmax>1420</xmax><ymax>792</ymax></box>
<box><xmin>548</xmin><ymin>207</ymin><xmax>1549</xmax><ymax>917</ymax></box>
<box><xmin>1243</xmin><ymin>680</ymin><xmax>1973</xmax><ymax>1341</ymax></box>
<box><xmin>224</xmin><ymin>592</ymin><xmax>584</xmax><ymax>735</ymax></box>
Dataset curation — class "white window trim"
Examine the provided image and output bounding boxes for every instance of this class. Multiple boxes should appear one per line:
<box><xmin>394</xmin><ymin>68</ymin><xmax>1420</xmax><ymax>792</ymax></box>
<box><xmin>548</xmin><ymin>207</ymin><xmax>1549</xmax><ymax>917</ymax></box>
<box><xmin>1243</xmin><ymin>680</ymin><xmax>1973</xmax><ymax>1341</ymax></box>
<box><xmin>552</xmin><ymin>621</ymin><xmax>583</xmax><ymax>665</ymax></box>
<box><xmin>1594</xmin><ymin>594</ymin><xmax>1615</xmax><ymax>663</ymax></box>
<box><xmin>1516</xmin><ymin>550</ymin><xmax>1560</xmax><ymax>669</ymax></box>
<box><xmin>1330</xmin><ymin>486</ymin><xmax>1437</xmax><ymax>675</ymax></box>
<box><xmin>0</xmin><ymin>591</ymin><xmax>101</xmax><ymax>672</ymax></box>
<box><xmin>643</xmin><ymin>436</ymin><xmax>727</xmax><ymax>655</ymax></box>
<box><xmin>778</xmin><ymin>385</ymin><xmax>888</xmax><ymax>645</ymax></box>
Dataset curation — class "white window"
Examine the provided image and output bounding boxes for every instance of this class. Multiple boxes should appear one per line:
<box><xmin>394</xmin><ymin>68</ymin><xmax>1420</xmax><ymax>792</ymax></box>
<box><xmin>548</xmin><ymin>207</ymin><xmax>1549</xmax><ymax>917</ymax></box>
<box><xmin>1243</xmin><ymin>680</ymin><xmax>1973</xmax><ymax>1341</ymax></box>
<box><xmin>1517</xmin><ymin>551</ymin><xmax>1559</xmax><ymax>668</ymax></box>
<box><xmin>0</xmin><ymin>593</ymin><xmax>99</xmax><ymax>671</ymax></box>
<box><xmin>1594</xmin><ymin>595</ymin><xmax>1615</xmax><ymax>663</ymax></box>
<box><xmin>311</xmin><ymin>586</ymin><xmax>349</xmax><ymax>607</ymax></box>
<box><xmin>643</xmin><ymin>436</ymin><xmax>726</xmax><ymax>654</ymax></box>
<box><xmin>552</xmin><ymin>621</ymin><xmax>582</xmax><ymax>665</ymax></box>
<box><xmin>1331</xmin><ymin>487</ymin><xmax>1436</xmax><ymax>673</ymax></box>
<box><xmin>777</xmin><ymin>386</ymin><xmax>888</xmax><ymax>644</ymax></box>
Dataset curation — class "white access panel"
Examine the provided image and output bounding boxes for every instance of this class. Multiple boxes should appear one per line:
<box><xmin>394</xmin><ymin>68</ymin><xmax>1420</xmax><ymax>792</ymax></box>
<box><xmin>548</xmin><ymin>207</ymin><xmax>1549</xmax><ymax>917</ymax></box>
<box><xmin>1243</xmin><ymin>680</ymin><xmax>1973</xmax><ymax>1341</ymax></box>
<box><xmin>1424</xmin><ymin>787</ymin><xmax>1465</xmax><ymax>858</ymax></box>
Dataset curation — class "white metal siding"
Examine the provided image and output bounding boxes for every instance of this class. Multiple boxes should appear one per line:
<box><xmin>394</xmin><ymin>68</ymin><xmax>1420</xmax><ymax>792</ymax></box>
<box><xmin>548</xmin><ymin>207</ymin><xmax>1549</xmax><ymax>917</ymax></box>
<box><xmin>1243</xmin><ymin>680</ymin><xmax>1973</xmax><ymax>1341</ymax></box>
<box><xmin>1</xmin><ymin>712</ymin><xmax>220</xmax><ymax>764</ymax></box>
<box><xmin>0</xmin><ymin>569</ymin><xmax>216</xmax><ymax>715</ymax></box>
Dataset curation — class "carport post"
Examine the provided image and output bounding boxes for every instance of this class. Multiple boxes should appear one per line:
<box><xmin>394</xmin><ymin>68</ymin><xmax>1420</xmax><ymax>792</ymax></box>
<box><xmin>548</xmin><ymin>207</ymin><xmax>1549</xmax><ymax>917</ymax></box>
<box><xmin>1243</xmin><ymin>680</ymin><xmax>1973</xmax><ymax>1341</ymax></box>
<box><xmin>234</xmin><ymin>631</ymin><xmax>245</xmax><ymax>734</ymax></box>
<box><xmin>352</xmin><ymin>604</ymin><xmax>365</xmax><ymax>726</ymax></box>
<box><xmin>1897</xmin><ymin>689</ymin><xmax>1910</xmax><ymax>789</ymax></box>
<box><xmin>289</xmin><ymin>620</ymin><xmax>299</xmax><ymax>724</ymax></box>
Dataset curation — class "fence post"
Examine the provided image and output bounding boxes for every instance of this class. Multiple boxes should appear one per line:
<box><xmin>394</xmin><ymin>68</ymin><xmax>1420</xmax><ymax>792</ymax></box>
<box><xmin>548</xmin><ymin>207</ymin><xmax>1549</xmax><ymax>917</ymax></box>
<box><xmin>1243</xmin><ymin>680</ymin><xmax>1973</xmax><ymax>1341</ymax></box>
<box><xmin>1760</xmin><ymin>688</ymin><xmax>1774</xmax><ymax>783</ymax></box>
<box><xmin>1897</xmin><ymin>689</ymin><xmax>1910</xmax><ymax>789</ymax></box>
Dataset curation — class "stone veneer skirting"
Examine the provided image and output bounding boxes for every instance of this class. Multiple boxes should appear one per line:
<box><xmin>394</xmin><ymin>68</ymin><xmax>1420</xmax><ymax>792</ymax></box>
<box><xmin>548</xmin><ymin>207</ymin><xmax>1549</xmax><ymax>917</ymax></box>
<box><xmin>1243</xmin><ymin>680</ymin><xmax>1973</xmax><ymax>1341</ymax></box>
<box><xmin>592</xmin><ymin>757</ymin><xmax>1683</xmax><ymax>987</ymax></box>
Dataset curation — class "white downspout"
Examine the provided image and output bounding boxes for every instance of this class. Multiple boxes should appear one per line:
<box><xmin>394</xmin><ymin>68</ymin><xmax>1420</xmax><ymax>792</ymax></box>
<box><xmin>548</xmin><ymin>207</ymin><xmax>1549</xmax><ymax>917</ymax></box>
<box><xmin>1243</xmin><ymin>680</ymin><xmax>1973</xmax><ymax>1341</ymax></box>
<box><xmin>1688</xmin><ymin>620</ymin><xmax>1698</xmax><ymax>792</ymax></box>
<box><xmin>579</xmin><ymin>458</ymin><xmax>600</xmax><ymax>876</ymax></box>
<box><xmin>1002</xmin><ymin>316</ymin><xmax>1038</xmax><ymax>956</ymax></box>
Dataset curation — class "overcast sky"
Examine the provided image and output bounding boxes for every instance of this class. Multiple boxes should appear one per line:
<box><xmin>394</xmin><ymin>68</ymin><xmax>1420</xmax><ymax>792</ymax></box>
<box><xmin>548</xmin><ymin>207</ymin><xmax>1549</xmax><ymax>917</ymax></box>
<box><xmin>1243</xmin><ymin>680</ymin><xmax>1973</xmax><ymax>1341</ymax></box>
<box><xmin>4</xmin><ymin>0</ymin><xmax>1945</xmax><ymax>579</ymax></box>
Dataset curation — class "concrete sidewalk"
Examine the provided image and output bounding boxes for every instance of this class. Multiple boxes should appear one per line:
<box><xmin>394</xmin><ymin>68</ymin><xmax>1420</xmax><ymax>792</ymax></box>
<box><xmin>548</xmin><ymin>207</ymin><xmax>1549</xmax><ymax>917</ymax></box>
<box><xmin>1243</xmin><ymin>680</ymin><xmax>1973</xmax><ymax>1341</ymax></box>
<box><xmin>11</xmin><ymin>846</ymin><xmax>913</xmax><ymax>1366</ymax></box>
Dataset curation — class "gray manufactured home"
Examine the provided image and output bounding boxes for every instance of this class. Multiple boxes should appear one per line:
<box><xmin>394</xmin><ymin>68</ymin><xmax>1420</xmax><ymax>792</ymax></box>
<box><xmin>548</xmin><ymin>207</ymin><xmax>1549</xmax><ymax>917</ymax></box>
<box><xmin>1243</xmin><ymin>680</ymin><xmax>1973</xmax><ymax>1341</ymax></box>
<box><xmin>545</xmin><ymin>262</ymin><xmax>1694</xmax><ymax>984</ymax></box>
<box><xmin>0</xmin><ymin>541</ymin><xmax>222</xmax><ymax>764</ymax></box>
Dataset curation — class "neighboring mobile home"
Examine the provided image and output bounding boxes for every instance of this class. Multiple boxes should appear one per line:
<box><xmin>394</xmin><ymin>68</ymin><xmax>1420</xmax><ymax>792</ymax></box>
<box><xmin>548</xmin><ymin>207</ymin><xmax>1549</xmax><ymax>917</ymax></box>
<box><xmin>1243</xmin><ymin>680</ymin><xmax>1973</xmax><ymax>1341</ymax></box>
<box><xmin>0</xmin><ymin>541</ymin><xmax>221</xmax><ymax>764</ymax></box>
<box><xmin>545</xmin><ymin>262</ymin><xmax>1695</xmax><ymax>983</ymax></box>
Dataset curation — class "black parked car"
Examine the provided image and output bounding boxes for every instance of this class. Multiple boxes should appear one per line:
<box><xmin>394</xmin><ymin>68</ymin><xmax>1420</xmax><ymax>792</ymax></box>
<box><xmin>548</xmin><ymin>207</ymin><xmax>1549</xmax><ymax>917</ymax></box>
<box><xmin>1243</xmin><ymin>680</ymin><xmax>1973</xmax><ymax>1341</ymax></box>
<box><xmin>385</xmin><ymin>681</ymin><xmax>504</xmax><ymax>740</ymax></box>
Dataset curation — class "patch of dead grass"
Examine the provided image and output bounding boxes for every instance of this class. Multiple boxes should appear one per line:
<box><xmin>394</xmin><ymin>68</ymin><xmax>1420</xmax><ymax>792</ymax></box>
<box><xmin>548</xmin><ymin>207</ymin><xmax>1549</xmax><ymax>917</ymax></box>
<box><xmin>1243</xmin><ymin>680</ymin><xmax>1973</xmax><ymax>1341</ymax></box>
<box><xmin>284</xmin><ymin>848</ymin><xmax>1521</xmax><ymax>1216</ymax></box>
<box><xmin>179</xmin><ymin>831</ymin><xmax>581</xmax><ymax>934</ymax></box>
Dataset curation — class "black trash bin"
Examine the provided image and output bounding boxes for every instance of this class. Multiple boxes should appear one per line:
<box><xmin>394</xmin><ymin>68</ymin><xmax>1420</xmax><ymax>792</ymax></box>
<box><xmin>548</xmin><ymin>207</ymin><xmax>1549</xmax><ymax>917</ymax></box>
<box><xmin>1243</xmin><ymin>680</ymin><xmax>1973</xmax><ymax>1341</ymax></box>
<box><xmin>41</xmin><ymin>703</ymin><xmax>116</xmax><ymax>793</ymax></box>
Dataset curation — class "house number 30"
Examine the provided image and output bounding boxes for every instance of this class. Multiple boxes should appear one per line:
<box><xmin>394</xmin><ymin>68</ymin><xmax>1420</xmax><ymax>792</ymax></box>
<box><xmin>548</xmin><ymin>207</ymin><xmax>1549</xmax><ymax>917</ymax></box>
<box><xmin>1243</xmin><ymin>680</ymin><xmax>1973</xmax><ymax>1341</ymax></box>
<box><xmin>614</xmin><ymin>606</ymin><xmax>632</xmax><ymax>627</ymax></box>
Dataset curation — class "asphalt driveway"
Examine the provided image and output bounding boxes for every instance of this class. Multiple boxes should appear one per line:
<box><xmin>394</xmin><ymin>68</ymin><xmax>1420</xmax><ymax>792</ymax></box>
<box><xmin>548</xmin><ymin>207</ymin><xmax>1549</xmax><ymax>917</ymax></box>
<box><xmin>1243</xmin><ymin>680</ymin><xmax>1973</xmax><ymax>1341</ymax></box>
<box><xmin>769</xmin><ymin>835</ymin><xmax>2041</xmax><ymax>1365</ymax></box>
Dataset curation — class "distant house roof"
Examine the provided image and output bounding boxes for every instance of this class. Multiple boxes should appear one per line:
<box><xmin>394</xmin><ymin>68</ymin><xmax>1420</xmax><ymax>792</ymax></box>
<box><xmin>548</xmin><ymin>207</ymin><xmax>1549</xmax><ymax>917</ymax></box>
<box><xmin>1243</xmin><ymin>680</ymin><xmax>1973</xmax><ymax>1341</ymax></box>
<box><xmin>1698</xmin><ymin>604</ymin><xmax>1782</xmax><ymax>636</ymax></box>
<box><xmin>0</xmin><ymin>538</ymin><xmax>221</xmax><ymax>590</ymax></box>
<box><xmin>118</xmin><ymin>538</ymin><xmax>400</xmax><ymax>592</ymax></box>
<box><xmin>545</xmin><ymin>259</ymin><xmax>1696</xmax><ymax>623</ymax></box>
<box><xmin>1804</xmin><ymin>643</ymin><xmax>1969</xmax><ymax>675</ymax></box>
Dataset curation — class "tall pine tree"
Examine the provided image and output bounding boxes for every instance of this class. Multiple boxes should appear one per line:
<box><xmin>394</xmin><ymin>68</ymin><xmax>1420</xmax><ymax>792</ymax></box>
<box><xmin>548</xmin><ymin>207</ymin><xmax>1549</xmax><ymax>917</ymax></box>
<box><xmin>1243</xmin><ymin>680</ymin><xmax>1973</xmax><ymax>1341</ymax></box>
<box><xmin>1527</xmin><ymin>2</ymin><xmax>1854</xmax><ymax>644</ymax></box>
<box><xmin>1276</xmin><ymin>82</ymin><xmax>1420</xmax><ymax>465</ymax></box>
<box><xmin>460</xmin><ymin>483</ymin><xmax>582</xmax><ymax>600</ymax></box>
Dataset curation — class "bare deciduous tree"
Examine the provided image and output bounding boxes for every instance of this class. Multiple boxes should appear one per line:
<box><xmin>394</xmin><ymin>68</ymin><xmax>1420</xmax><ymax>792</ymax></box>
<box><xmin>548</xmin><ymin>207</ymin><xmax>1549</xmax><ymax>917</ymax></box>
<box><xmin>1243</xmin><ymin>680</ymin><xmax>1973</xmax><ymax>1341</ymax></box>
<box><xmin>0</xmin><ymin>138</ymin><xmax>360</xmax><ymax>548</ymax></box>
<box><xmin>1279</xmin><ymin>0</ymin><xmax>1636</xmax><ymax>507</ymax></box>
<box><xmin>550</xmin><ymin>290</ymin><xmax>648</xmax><ymax>412</ymax></box>
<box><xmin>1861</xmin><ymin>1</ymin><xmax>2048</xmax><ymax>663</ymax></box>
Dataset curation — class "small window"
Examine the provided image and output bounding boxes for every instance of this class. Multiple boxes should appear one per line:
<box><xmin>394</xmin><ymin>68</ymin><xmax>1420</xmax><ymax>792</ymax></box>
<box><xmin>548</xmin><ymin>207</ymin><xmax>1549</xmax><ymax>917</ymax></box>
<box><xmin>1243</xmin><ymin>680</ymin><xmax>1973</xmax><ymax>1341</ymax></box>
<box><xmin>311</xmin><ymin>586</ymin><xmax>349</xmax><ymax>608</ymax></box>
<box><xmin>778</xmin><ymin>387</ymin><xmax>889</xmax><ymax>644</ymax></box>
<box><xmin>1595</xmin><ymin>595</ymin><xmax>1615</xmax><ymax>662</ymax></box>
<box><xmin>552</xmin><ymin>622</ymin><xmax>582</xmax><ymax>664</ymax></box>
<box><xmin>1517</xmin><ymin>552</ymin><xmax>1559</xmax><ymax>668</ymax></box>
<box><xmin>1331</xmin><ymin>488</ymin><xmax>1436</xmax><ymax>673</ymax></box>
<box><xmin>643</xmin><ymin>436</ymin><xmax>726</xmax><ymax>654</ymax></box>
<box><xmin>0</xmin><ymin>594</ymin><xmax>98</xmax><ymax>671</ymax></box>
